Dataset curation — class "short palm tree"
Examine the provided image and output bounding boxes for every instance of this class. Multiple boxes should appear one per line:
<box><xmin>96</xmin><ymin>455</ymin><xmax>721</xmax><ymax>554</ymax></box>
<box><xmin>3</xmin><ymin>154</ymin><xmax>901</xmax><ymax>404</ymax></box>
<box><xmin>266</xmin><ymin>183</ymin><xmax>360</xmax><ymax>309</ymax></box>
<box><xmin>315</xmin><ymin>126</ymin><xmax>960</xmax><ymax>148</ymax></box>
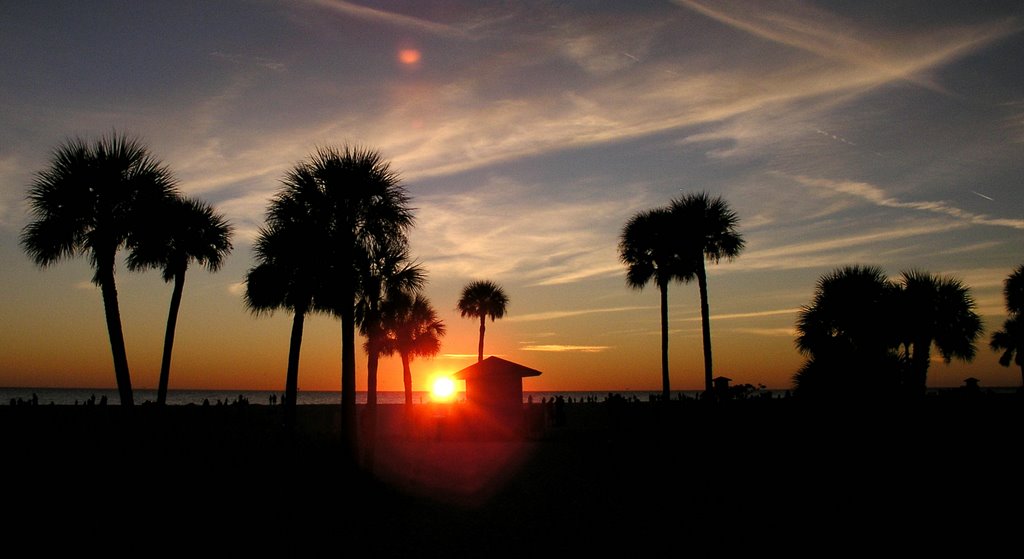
<box><xmin>128</xmin><ymin>195</ymin><xmax>233</xmax><ymax>405</ymax></box>
<box><xmin>990</xmin><ymin>316</ymin><xmax>1024</xmax><ymax>387</ymax></box>
<box><xmin>357</xmin><ymin>239</ymin><xmax>424</xmax><ymax>408</ymax></box>
<box><xmin>20</xmin><ymin>133</ymin><xmax>178</xmax><ymax>406</ymax></box>
<box><xmin>457</xmin><ymin>280</ymin><xmax>509</xmax><ymax>363</ymax></box>
<box><xmin>669</xmin><ymin>192</ymin><xmax>745</xmax><ymax>397</ymax></box>
<box><xmin>794</xmin><ymin>265</ymin><xmax>901</xmax><ymax>398</ymax></box>
<box><xmin>895</xmin><ymin>270</ymin><xmax>982</xmax><ymax>395</ymax></box>
<box><xmin>619</xmin><ymin>207</ymin><xmax>695</xmax><ymax>401</ymax></box>
<box><xmin>383</xmin><ymin>292</ymin><xmax>446</xmax><ymax>406</ymax></box>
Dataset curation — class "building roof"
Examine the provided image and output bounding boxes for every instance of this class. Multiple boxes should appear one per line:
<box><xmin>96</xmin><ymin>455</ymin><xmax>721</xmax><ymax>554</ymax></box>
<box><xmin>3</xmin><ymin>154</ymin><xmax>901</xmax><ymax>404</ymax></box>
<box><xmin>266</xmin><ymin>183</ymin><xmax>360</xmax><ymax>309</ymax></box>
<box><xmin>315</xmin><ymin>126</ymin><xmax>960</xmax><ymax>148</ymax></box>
<box><xmin>453</xmin><ymin>356</ymin><xmax>543</xmax><ymax>380</ymax></box>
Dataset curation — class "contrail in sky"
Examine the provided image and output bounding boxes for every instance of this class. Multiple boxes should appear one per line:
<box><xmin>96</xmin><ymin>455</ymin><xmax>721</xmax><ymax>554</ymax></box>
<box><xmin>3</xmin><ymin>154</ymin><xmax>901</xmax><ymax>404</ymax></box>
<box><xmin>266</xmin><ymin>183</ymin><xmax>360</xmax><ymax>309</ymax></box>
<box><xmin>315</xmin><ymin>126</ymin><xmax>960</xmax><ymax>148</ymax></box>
<box><xmin>970</xmin><ymin>190</ymin><xmax>994</xmax><ymax>201</ymax></box>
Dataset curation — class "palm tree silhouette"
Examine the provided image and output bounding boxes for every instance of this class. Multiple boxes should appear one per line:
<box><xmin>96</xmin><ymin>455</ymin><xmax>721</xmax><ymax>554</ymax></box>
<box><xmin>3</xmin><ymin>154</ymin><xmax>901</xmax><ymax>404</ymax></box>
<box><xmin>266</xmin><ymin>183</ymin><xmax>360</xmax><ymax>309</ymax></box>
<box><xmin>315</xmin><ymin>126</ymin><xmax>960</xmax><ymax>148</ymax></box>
<box><xmin>20</xmin><ymin>133</ymin><xmax>178</xmax><ymax>406</ymax></box>
<box><xmin>619</xmin><ymin>207</ymin><xmax>695</xmax><ymax>401</ymax></box>
<box><xmin>357</xmin><ymin>239</ymin><xmax>424</xmax><ymax>409</ymax></box>
<box><xmin>794</xmin><ymin>265</ymin><xmax>901</xmax><ymax>398</ymax></box>
<box><xmin>990</xmin><ymin>316</ymin><xmax>1024</xmax><ymax>387</ymax></box>
<box><xmin>1003</xmin><ymin>264</ymin><xmax>1024</xmax><ymax>316</ymax></box>
<box><xmin>356</xmin><ymin>238</ymin><xmax>423</xmax><ymax>469</ymax></box>
<box><xmin>895</xmin><ymin>270</ymin><xmax>982</xmax><ymax>395</ymax></box>
<box><xmin>128</xmin><ymin>195</ymin><xmax>233</xmax><ymax>405</ymax></box>
<box><xmin>244</xmin><ymin>218</ymin><xmax>327</xmax><ymax>422</ymax></box>
<box><xmin>276</xmin><ymin>145</ymin><xmax>413</xmax><ymax>454</ymax></box>
<box><xmin>669</xmin><ymin>192</ymin><xmax>745</xmax><ymax>397</ymax></box>
<box><xmin>383</xmin><ymin>292</ymin><xmax>446</xmax><ymax>406</ymax></box>
<box><xmin>990</xmin><ymin>264</ymin><xmax>1024</xmax><ymax>387</ymax></box>
<box><xmin>457</xmin><ymin>280</ymin><xmax>509</xmax><ymax>363</ymax></box>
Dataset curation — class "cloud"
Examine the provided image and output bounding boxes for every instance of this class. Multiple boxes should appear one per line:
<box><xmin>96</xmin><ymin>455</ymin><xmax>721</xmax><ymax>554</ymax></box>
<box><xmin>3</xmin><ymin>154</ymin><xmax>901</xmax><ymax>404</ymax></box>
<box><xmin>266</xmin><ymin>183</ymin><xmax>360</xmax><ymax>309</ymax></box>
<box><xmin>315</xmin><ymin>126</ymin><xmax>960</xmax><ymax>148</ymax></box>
<box><xmin>210</xmin><ymin>51</ymin><xmax>286</xmax><ymax>72</ymax></box>
<box><xmin>674</xmin><ymin>0</ymin><xmax>1021</xmax><ymax>95</ymax></box>
<box><xmin>520</xmin><ymin>344</ymin><xmax>609</xmax><ymax>353</ymax></box>
<box><xmin>792</xmin><ymin>175</ymin><xmax>1024</xmax><ymax>230</ymax></box>
<box><xmin>509</xmin><ymin>305</ymin><xmax>657</xmax><ymax>323</ymax></box>
<box><xmin>305</xmin><ymin>0</ymin><xmax>473</xmax><ymax>38</ymax></box>
<box><xmin>411</xmin><ymin>176</ymin><xmax>648</xmax><ymax>286</ymax></box>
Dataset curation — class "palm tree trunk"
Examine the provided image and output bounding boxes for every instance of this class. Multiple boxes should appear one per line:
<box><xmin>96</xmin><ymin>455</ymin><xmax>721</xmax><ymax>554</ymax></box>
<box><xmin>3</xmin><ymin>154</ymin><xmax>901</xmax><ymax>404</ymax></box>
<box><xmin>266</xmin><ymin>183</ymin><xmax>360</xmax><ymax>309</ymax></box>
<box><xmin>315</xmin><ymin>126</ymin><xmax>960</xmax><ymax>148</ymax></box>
<box><xmin>659</xmin><ymin>281</ymin><xmax>670</xmax><ymax>402</ymax></box>
<box><xmin>97</xmin><ymin>258</ymin><xmax>133</xmax><ymax>407</ymax></box>
<box><xmin>284</xmin><ymin>309</ymin><xmax>306</xmax><ymax>427</ymax></box>
<box><xmin>157</xmin><ymin>269</ymin><xmax>186</xmax><ymax>406</ymax></box>
<box><xmin>696</xmin><ymin>263</ymin><xmax>714</xmax><ymax>396</ymax></box>
<box><xmin>402</xmin><ymin>353</ymin><xmax>413</xmax><ymax>406</ymax></box>
<box><xmin>910</xmin><ymin>340</ymin><xmax>931</xmax><ymax>396</ymax></box>
<box><xmin>340</xmin><ymin>288</ymin><xmax>359</xmax><ymax>462</ymax></box>
<box><xmin>478</xmin><ymin>315</ymin><xmax>486</xmax><ymax>362</ymax></box>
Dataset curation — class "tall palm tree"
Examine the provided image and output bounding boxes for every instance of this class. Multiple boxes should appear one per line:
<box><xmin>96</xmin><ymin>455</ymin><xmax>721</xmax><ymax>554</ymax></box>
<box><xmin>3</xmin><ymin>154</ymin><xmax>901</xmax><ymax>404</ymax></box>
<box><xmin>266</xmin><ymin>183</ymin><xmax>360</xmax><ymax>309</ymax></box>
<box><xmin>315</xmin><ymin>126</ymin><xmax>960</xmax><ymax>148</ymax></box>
<box><xmin>243</xmin><ymin>217</ymin><xmax>327</xmax><ymax>423</ymax></box>
<box><xmin>128</xmin><ymin>195</ymin><xmax>233</xmax><ymax>405</ymax></box>
<box><xmin>794</xmin><ymin>265</ymin><xmax>901</xmax><ymax>398</ymax></box>
<box><xmin>273</xmin><ymin>145</ymin><xmax>413</xmax><ymax>456</ymax></box>
<box><xmin>669</xmin><ymin>192</ymin><xmax>745</xmax><ymax>396</ymax></box>
<box><xmin>383</xmin><ymin>292</ymin><xmax>446</xmax><ymax>406</ymax></box>
<box><xmin>895</xmin><ymin>270</ymin><xmax>982</xmax><ymax>395</ymax></box>
<box><xmin>457</xmin><ymin>280</ymin><xmax>509</xmax><ymax>363</ymax></box>
<box><xmin>990</xmin><ymin>316</ymin><xmax>1024</xmax><ymax>387</ymax></box>
<box><xmin>619</xmin><ymin>208</ymin><xmax>695</xmax><ymax>401</ymax></box>
<box><xmin>20</xmin><ymin>133</ymin><xmax>178</xmax><ymax>407</ymax></box>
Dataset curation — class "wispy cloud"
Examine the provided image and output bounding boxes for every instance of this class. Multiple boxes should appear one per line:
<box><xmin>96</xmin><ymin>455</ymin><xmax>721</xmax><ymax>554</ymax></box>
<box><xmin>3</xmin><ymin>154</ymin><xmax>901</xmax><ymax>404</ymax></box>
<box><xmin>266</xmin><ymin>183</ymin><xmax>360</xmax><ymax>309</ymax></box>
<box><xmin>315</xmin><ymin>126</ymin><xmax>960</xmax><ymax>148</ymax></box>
<box><xmin>674</xmin><ymin>0</ymin><xmax>1021</xmax><ymax>95</ymax></box>
<box><xmin>792</xmin><ymin>175</ymin><xmax>1024</xmax><ymax>230</ymax></box>
<box><xmin>508</xmin><ymin>305</ymin><xmax>656</xmax><ymax>323</ymax></box>
<box><xmin>521</xmin><ymin>344</ymin><xmax>609</xmax><ymax>353</ymax></box>
<box><xmin>305</xmin><ymin>0</ymin><xmax>473</xmax><ymax>38</ymax></box>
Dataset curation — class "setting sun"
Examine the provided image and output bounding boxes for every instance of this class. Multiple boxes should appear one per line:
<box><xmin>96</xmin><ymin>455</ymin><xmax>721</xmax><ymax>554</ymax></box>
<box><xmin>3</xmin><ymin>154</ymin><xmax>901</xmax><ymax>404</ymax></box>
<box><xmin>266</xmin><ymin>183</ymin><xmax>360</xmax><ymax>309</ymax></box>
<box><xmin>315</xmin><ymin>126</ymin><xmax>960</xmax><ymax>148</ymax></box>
<box><xmin>431</xmin><ymin>376</ymin><xmax>456</xmax><ymax>402</ymax></box>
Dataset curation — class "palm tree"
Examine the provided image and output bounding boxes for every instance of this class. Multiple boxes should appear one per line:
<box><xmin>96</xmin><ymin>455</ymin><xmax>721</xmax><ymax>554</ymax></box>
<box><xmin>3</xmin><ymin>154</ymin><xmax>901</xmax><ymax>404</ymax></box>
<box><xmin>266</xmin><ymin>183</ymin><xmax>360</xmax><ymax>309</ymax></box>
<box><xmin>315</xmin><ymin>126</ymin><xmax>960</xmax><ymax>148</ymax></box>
<box><xmin>669</xmin><ymin>192</ymin><xmax>745</xmax><ymax>397</ymax></box>
<box><xmin>990</xmin><ymin>316</ymin><xmax>1024</xmax><ymax>387</ymax></box>
<box><xmin>895</xmin><ymin>270</ymin><xmax>982</xmax><ymax>395</ymax></box>
<box><xmin>457</xmin><ymin>280</ymin><xmax>509</xmax><ymax>363</ymax></box>
<box><xmin>357</xmin><ymin>238</ymin><xmax>424</xmax><ymax>408</ymax></box>
<box><xmin>20</xmin><ymin>133</ymin><xmax>178</xmax><ymax>406</ymax></box>
<box><xmin>794</xmin><ymin>265</ymin><xmax>901</xmax><ymax>398</ymax></box>
<box><xmin>243</xmin><ymin>218</ymin><xmax>327</xmax><ymax>424</ymax></box>
<box><xmin>990</xmin><ymin>264</ymin><xmax>1024</xmax><ymax>388</ymax></box>
<box><xmin>356</xmin><ymin>238</ymin><xmax>423</xmax><ymax>469</ymax></box>
<box><xmin>618</xmin><ymin>207</ymin><xmax>695</xmax><ymax>401</ymax></box>
<box><xmin>383</xmin><ymin>292</ymin><xmax>446</xmax><ymax>406</ymax></box>
<box><xmin>1003</xmin><ymin>264</ymin><xmax>1024</xmax><ymax>316</ymax></box>
<box><xmin>272</xmin><ymin>145</ymin><xmax>414</xmax><ymax>456</ymax></box>
<box><xmin>128</xmin><ymin>195</ymin><xmax>233</xmax><ymax>405</ymax></box>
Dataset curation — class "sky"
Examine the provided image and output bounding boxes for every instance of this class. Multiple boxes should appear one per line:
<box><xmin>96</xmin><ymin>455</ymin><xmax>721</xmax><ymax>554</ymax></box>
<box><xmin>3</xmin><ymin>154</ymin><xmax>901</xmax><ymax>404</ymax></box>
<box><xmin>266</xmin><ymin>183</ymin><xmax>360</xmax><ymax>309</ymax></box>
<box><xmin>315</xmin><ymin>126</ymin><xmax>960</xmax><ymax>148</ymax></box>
<box><xmin>1</xmin><ymin>0</ymin><xmax>1023</xmax><ymax>394</ymax></box>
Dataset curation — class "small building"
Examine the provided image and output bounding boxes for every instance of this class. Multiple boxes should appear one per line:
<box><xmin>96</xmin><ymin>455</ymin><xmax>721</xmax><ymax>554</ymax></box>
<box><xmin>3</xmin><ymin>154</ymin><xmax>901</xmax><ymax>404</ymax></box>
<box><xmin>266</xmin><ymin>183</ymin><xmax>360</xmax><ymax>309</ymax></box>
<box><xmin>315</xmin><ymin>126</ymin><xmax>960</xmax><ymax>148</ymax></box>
<box><xmin>453</xmin><ymin>356</ymin><xmax>542</xmax><ymax>436</ymax></box>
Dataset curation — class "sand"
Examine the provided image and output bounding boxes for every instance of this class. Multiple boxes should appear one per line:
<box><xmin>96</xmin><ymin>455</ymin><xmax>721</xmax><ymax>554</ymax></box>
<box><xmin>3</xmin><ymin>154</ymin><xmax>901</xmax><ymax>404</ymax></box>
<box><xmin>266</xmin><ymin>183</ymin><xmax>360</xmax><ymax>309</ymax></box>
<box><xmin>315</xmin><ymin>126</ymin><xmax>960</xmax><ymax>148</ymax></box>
<box><xmin>2</xmin><ymin>395</ymin><xmax>1020</xmax><ymax>555</ymax></box>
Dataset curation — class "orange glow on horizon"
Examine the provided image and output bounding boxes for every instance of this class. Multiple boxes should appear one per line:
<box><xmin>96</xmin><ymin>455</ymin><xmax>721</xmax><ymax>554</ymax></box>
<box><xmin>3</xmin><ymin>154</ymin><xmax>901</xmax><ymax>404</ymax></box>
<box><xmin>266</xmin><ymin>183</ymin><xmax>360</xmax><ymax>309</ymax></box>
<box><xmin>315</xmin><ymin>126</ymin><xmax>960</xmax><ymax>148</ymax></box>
<box><xmin>430</xmin><ymin>375</ymin><xmax>456</xmax><ymax>402</ymax></box>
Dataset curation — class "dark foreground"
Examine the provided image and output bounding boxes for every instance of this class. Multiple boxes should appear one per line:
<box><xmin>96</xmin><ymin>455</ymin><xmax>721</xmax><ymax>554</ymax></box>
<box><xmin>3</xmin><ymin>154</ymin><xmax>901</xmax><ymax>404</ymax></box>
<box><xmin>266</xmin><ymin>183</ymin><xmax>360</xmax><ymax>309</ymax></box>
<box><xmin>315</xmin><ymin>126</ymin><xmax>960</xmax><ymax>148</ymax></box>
<box><xmin>3</xmin><ymin>395</ymin><xmax>1021</xmax><ymax>555</ymax></box>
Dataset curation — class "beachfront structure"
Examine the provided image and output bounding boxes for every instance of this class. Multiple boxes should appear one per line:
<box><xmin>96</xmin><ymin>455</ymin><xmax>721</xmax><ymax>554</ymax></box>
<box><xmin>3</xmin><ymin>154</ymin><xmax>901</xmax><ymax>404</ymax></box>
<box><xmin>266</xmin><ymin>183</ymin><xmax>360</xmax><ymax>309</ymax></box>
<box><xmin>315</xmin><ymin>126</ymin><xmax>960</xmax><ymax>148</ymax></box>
<box><xmin>453</xmin><ymin>356</ymin><xmax>541</xmax><ymax>434</ymax></box>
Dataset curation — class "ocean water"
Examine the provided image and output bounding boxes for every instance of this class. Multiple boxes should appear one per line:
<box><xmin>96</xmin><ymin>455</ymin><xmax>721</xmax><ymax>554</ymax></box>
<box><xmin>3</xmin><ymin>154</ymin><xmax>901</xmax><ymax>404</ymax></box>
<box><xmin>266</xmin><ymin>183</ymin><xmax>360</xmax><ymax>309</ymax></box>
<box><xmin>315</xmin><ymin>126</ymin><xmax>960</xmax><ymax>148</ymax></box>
<box><xmin>0</xmin><ymin>387</ymin><xmax>721</xmax><ymax>406</ymax></box>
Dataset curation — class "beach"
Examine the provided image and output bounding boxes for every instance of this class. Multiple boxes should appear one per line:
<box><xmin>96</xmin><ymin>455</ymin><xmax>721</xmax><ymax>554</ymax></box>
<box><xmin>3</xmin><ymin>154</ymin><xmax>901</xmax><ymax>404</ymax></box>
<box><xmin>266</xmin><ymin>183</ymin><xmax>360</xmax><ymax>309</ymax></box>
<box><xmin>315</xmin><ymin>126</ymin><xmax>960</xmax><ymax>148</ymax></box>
<box><xmin>3</xmin><ymin>396</ymin><xmax>1020</xmax><ymax>555</ymax></box>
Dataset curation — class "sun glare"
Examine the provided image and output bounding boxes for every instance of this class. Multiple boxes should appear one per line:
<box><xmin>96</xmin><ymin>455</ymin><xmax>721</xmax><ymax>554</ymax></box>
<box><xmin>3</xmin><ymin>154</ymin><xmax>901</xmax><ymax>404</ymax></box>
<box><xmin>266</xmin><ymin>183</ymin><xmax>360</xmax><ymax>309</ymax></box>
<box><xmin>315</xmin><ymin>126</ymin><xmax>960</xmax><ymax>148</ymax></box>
<box><xmin>398</xmin><ymin>48</ymin><xmax>421</xmax><ymax>65</ymax></box>
<box><xmin>431</xmin><ymin>376</ymin><xmax>455</xmax><ymax>402</ymax></box>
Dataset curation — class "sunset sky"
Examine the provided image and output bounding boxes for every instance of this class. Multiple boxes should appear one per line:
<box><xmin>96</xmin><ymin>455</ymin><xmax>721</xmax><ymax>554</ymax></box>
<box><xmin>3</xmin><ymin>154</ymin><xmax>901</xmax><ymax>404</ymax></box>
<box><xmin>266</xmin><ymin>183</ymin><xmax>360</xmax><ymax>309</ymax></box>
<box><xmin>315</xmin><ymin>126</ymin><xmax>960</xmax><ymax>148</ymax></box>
<box><xmin>2</xmin><ymin>1</ymin><xmax>1023</xmax><ymax>394</ymax></box>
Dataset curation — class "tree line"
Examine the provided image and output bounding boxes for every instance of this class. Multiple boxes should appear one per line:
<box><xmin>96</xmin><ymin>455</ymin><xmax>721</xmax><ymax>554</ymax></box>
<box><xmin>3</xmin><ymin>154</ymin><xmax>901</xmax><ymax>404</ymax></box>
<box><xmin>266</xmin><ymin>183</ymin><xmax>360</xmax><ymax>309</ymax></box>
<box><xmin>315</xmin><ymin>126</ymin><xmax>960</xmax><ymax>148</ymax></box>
<box><xmin>20</xmin><ymin>133</ymin><xmax>511</xmax><ymax>457</ymax></box>
<box><xmin>619</xmin><ymin>195</ymin><xmax>1023</xmax><ymax>400</ymax></box>
<box><xmin>20</xmin><ymin>131</ymin><xmax>1023</xmax><ymax>421</ymax></box>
